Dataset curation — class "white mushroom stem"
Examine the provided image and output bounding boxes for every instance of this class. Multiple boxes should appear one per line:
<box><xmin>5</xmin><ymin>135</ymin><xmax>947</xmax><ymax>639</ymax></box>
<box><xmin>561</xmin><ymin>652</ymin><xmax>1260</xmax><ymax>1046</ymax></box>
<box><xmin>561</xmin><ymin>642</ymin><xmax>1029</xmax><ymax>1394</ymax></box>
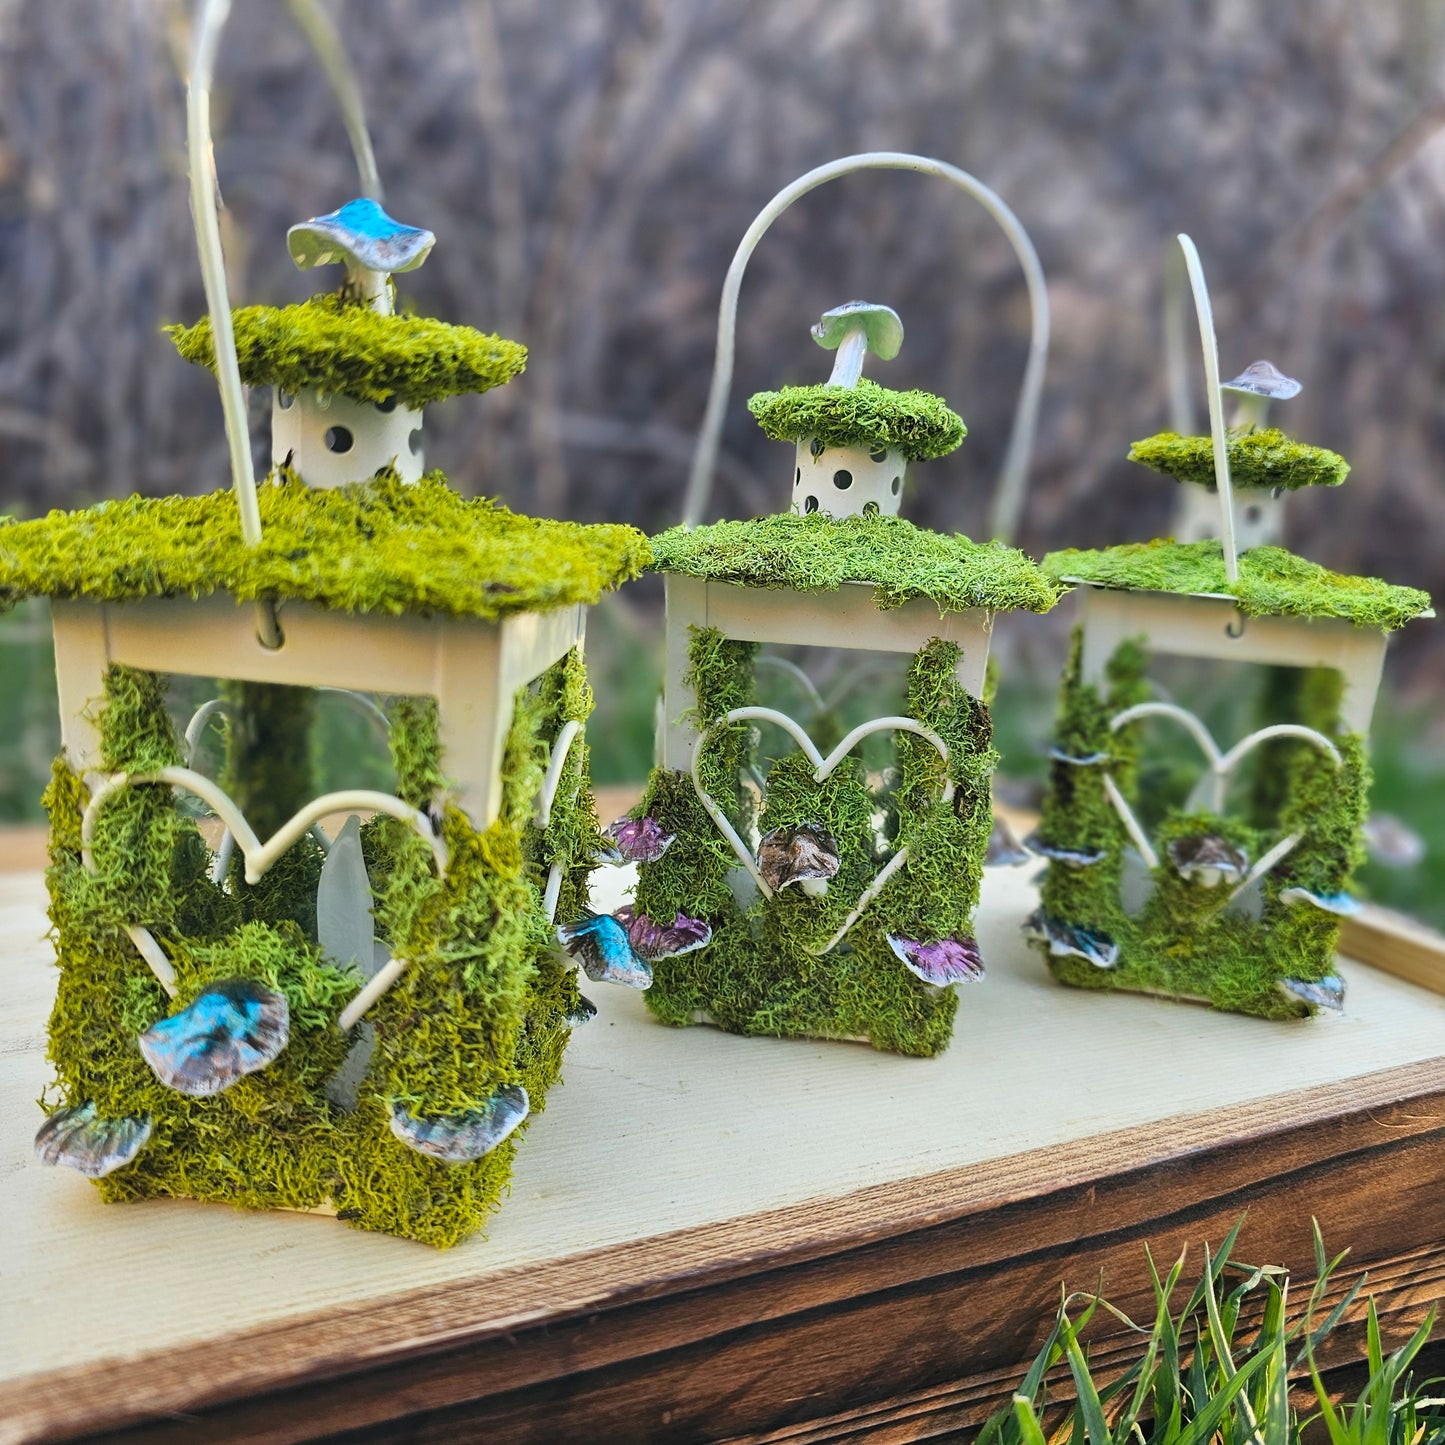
<box><xmin>827</xmin><ymin>327</ymin><xmax>869</xmax><ymax>388</ymax></box>
<box><xmin>345</xmin><ymin>264</ymin><xmax>392</xmax><ymax>316</ymax></box>
<box><xmin>1230</xmin><ymin>392</ymin><xmax>1270</xmax><ymax>433</ymax></box>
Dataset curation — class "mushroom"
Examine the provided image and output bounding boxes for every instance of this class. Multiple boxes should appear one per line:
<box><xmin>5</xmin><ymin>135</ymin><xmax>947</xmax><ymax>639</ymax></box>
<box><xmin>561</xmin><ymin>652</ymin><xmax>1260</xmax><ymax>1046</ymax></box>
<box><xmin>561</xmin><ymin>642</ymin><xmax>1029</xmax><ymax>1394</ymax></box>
<box><xmin>34</xmin><ymin>1102</ymin><xmax>153</xmax><ymax>1178</ymax></box>
<box><xmin>1362</xmin><ymin>813</ymin><xmax>1426</xmax><ymax>869</ymax></box>
<box><xmin>1167</xmin><ymin>834</ymin><xmax>1249</xmax><ymax>889</ymax></box>
<box><xmin>614</xmin><ymin>904</ymin><xmax>713</xmax><ymax>960</ymax></box>
<box><xmin>556</xmin><ymin>910</ymin><xmax>653</xmax><ymax>989</ymax></box>
<box><xmin>287</xmin><ymin>197</ymin><xmax>435</xmax><ymax>313</ymax></box>
<box><xmin>1022</xmin><ymin>909</ymin><xmax>1119</xmax><ymax>969</ymax></box>
<box><xmin>1048</xmin><ymin>746</ymin><xmax>1112</xmax><ymax>766</ymax></box>
<box><xmin>811</xmin><ymin>301</ymin><xmax>904</xmax><ymax>388</ymax></box>
<box><xmin>1278</xmin><ymin>886</ymin><xmax>1362</xmax><ymax>917</ymax></box>
<box><xmin>564</xmin><ymin>993</ymin><xmax>598</xmax><ymax>1028</ymax></box>
<box><xmin>138</xmin><ymin>979</ymin><xmax>290</xmax><ymax>1096</ymax></box>
<box><xmin>1024</xmin><ymin>831</ymin><xmax>1106</xmax><ymax>868</ymax></box>
<box><xmin>388</xmin><ymin>1085</ymin><xmax>529</xmax><ymax>1164</ymax></box>
<box><xmin>756</xmin><ymin>822</ymin><xmax>841</xmax><ymax>897</ymax></box>
<box><xmin>602</xmin><ymin>814</ymin><xmax>676</xmax><ymax>865</ymax></box>
<box><xmin>985</xmin><ymin>813</ymin><xmax>1032</xmax><ymax>868</ymax></box>
<box><xmin>1276</xmin><ymin>974</ymin><xmax>1345</xmax><ymax>1014</ymax></box>
<box><xmin>1221</xmin><ymin>359</ymin><xmax>1301</xmax><ymax>433</ymax></box>
<box><xmin>887</xmin><ymin>934</ymin><xmax>984</xmax><ymax>986</ymax></box>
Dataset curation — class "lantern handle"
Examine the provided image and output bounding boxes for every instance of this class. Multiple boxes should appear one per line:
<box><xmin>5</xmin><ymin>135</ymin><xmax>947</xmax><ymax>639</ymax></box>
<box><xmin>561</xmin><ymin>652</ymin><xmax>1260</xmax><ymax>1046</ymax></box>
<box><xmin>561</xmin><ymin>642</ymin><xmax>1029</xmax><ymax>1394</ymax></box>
<box><xmin>680</xmin><ymin>152</ymin><xmax>1049</xmax><ymax>543</ymax></box>
<box><xmin>1172</xmin><ymin>234</ymin><xmax>1240</xmax><ymax>582</ymax></box>
<box><xmin>187</xmin><ymin>0</ymin><xmax>382</xmax><ymax>564</ymax></box>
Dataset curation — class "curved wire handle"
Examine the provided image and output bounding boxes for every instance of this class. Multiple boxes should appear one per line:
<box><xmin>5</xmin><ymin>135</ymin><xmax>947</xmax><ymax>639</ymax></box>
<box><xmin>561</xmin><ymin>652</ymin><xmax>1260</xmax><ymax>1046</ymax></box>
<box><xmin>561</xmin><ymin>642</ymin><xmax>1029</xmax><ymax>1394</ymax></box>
<box><xmin>1173</xmin><ymin>234</ymin><xmax>1239</xmax><ymax>582</ymax></box>
<box><xmin>680</xmin><ymin>152</ymin><xmax>1050</xmax><ymax>543</ymax></box>
<box><xmin>187</xmin><ymin>0</ymin><xmax>381</xmax><ymax>559</ymax></box>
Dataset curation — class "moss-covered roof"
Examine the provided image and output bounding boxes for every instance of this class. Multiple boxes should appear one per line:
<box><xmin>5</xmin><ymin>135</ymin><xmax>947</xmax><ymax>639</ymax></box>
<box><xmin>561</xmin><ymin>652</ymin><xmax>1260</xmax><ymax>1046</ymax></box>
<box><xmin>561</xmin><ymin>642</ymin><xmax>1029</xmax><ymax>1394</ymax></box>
<box><xmin>1127</xmin><ymin>429</ymin><xmax>1349</xmax><ymax>491</ymax></box>
<box><xmin>747</xmin><ymin>379</ymin><xmax>965</xmax><ymax>461</ymax></box>
<box><xmin>167</xmin><ymin>295</ymin><xmax>527</xmax><ymax>409</ymax></box>
<box><xmin>0</xmin><ymin>470</ymin><xmax>648</xmax><ymax>620</ymax></box>
<box><xmin>649</xmin><ymin>512</ymin><xmax>1058</xmax><ymax>615</ymax></box>
<box><xmin>1043</xmin><ymin>539</ymin><xmax>1429</xmax><ymax>631</ymax></box>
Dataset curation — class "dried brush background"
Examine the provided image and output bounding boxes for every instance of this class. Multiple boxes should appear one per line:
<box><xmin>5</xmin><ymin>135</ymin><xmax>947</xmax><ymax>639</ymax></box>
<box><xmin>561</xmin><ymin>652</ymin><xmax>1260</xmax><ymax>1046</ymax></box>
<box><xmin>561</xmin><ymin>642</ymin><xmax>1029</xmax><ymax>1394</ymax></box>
<box><xmin>1</xmin><ymin>0</ymin><xmax>1444</xmax><ymax>683</ymax></box>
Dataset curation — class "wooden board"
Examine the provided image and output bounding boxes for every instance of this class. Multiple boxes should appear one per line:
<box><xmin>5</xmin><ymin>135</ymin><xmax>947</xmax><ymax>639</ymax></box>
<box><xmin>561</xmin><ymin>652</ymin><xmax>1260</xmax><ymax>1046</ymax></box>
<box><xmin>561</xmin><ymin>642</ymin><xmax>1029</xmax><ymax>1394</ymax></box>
<box><xmin>1</xmin><ymin>861</ymin><xmax>1443</xmax><ymax>1444</ymax></box>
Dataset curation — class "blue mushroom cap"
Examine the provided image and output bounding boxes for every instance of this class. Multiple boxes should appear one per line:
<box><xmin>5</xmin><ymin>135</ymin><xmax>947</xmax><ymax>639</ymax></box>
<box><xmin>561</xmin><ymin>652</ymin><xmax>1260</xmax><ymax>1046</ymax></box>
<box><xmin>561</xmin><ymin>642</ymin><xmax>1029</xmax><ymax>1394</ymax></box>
<box><xmin>287</xmin><ymin>198</ymin><xmax>435</xmax><ymax>276</ymax></box>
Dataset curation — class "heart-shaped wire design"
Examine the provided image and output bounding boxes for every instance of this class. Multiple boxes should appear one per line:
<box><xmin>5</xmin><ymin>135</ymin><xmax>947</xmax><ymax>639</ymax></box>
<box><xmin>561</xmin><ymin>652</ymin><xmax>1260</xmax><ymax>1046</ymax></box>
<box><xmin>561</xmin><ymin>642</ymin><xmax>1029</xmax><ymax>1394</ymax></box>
<box><xmin>690</xmin><ymin>705</ymin><xmax>953</xmax><ymax>956</ymax></box>
<box><xmin>1100</xmin><ymin>702</ymin><xmax>1341</xmax><ymax>901</ymax></box>
<box><xmin>81</xmin><ymin>766</ymin><xmax>447</xmax><ymax>1006</ymax></box>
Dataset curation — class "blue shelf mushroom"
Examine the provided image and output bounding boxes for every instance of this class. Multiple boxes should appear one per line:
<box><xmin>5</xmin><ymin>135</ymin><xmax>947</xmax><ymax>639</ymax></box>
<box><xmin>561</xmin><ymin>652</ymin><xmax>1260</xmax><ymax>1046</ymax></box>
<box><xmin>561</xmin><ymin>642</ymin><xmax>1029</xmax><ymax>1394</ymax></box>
<box><xmin>287</xmin><ymin>197</ymin><xmax>435</xmax><ymax>309</ymax></box>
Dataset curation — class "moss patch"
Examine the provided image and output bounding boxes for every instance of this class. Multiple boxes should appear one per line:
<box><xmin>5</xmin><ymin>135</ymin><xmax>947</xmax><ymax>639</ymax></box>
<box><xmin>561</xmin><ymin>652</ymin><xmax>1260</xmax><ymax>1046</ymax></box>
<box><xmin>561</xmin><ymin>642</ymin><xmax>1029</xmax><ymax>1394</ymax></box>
<box><xmin>1043</xmin><ymin>540</ymin><xmax>1429</xmax><ymax>632</ymax></box>
<box><xmin>39</xmin><ymin>650</ymin><xmax>603</xmax><ymax>1247</ymax></box>
<box><xmin>630</xmin><ymin>628</ymin><xmax>993</xmax><ymax>1057</ymax></box>
<box><xmin>1128</xmin><ymin>429</ymin><xmax>1349</xmax><ymax>491</ymax></box>
<box><xmin>650</xmin><ymin>512</ymin><xmax>1058</xmax><ymax>616</ymax></box>
<box><xmin>1031</xmin><ymin>630</ymin><xmax>1369</xmax><ymax>1019</ymax></box>
<box><xmin>167</xmin><ymin>294</ymin><xmax>527</xmax><ymax>409</ymax></box>
<box><xmin>748</xmin><ymin>379</ymin><xmax>965</xmax><ymax>461</ymax></box>
<box><xmin>0</xmin><ymin>469</ymin><xmax>649</xmax><ymax>620</ymax></box>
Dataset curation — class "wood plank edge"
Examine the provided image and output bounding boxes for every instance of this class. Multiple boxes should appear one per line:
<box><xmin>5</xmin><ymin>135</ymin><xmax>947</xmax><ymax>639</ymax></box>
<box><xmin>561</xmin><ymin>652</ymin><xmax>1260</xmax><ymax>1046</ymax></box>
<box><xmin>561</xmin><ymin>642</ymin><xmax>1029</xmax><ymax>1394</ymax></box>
<box><xmin>4</xmin><ymin>1055</ymin><xmax>1444</xmax><ymax>1445</ymax></box>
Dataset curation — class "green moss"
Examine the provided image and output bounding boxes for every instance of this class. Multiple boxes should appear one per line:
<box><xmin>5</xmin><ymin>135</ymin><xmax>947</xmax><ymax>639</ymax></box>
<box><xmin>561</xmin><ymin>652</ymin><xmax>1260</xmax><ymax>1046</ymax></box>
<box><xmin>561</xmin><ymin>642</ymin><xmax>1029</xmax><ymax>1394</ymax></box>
<box><xmin>747</xmin><ymin>379</ymin><xmax>965</xmax><ymax>461</ymax></box>
<box><xmin>0</xmin><ymin>469</ymin><xmax>649</xmax><ymax>619</ymax></box>
<box><xmin>1043</xmin><ymin>540</ymin><xmax>1429</xmax><ymax>632</ymax></box>
<box><xmin>38</xmin><ymin>647</ymin><xmax>602</xmax><ymax>1247</ymax></box>
<box><xmin>167</xmin><ymin>294</ymin><xmax>527</xmax><ymax>409</ymax></box>
<box><xmin>1031</xmin><ymin>630</ymin><xmax>1371</xmax><ymax>1020</ymax></box>
<box><xmin>634</xmin><ymin>629</ymin><xmax>992</xmax><ymax>1056</ymax></box>
<box><xmin>650</xmin><ymin>512</ymin><xmax>1058</xmax><ymax>616</ymax></box>
<box><xmin>1127</xmin><ymin>429</ymin><xmax>1349</xmax><ymax>491</ymax></box>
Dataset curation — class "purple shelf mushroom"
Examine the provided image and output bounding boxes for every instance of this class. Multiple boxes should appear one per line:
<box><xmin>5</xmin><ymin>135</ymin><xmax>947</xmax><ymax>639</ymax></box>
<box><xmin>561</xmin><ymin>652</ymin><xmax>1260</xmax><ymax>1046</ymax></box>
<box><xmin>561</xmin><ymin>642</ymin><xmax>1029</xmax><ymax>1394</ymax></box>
<box><xmin>34</xmin><ymin>1102</ymin><xmax>153</xmax><ymax>1178</ymax></box>
<box><xmin>389</xmin><ymin>1084</ymin><xmax>529</xmax><ymax>1164</ymax></box>
<box><xmin>887</xmin><ymin>934</ymin><xmax>984</xmax><ymax>986</ymax></box>
<box><xmin>756</xmin><ymin>823</ymin><xmax>841</xmax><ymax>897</ymax></box>
<box><xmin>1222</xmin><ymin>359</ymin><xmax>1302</xmax><ymax>432</ymax></box>
<box><xmin>602</xmin><ymin>814</ymin><xmax>676</xmax><ymax>865</ymax></box>
<box><xmin>615</xmin><ymin>904</ymin><xmax>713</xmax><ymax>960</ymax></box>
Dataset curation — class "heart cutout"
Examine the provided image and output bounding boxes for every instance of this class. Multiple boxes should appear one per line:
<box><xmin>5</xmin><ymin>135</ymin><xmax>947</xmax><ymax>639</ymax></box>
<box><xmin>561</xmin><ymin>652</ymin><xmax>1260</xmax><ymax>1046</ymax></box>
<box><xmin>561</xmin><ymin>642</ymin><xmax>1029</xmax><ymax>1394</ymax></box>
<box><xmin>81</xmin><ymin>765</ymin><xmax>447</xmax><ymax>999</ymax></box>
<box><xmin>1098</xmin><ymin>703</ymin><xmax>1341</xmax><ymax>897</ymax></box>
<box><xmin>690</xmin><ymin>705</ymin><xmax>953</xmax><ymax>955</ymax></box>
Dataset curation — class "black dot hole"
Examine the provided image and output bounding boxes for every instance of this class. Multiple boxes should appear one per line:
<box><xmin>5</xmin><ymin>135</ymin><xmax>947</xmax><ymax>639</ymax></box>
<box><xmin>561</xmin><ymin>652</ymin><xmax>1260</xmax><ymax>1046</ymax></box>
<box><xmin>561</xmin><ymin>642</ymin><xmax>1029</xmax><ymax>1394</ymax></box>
<box><xmin>890</xmin><ymin>475</ymin><xmax>902</xmax><ymax>495</ymax></box>
<box><xmin>810</xmin><ymin>438</ymin><xmax>825</xmax><ymax>457</ymax></box>
<box><xmin>803</xmin><ymin>494</ymin><xmax>819</xmax><ymax>513</ymax></box>
<box><xmin>833</xmin><ymin>469</ymin><xmax>853</xmax><ymax>490</ymax></box>
<box><xmin>864</xmin><ymin>501</ymin><xmax>880</xmax><ymax>516</ymax></box>
<box><xmin>869</xmin><ymin>444</ymin><xmax>888</xmax><ymax>462</ymax></box>
<box><xmin>375</xmin><ymin>396</ymin><xmax>398</xmax><ymax>414</ymax></box>
<box><xmin>277</xmin><ymin>390</ymin><xmax>294</xmax><ymax>410</ymax></box>
<box><xmin>324</xmin><ymin>426</ymin><xmax>354</xmax><ymax>454</ymax></box>
<box><xmin>409</xmin><ymin>428</ymin><xmax>423</xmax><ymax>456</ymax></box>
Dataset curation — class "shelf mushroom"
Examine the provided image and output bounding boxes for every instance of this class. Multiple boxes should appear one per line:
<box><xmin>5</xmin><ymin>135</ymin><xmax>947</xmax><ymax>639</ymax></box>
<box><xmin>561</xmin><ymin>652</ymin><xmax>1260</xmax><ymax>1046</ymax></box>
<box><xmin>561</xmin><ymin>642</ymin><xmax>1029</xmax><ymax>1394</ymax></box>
<box><xmin>287</xmin><ymin>197</ymin><xmax>435</xmax><ymax>311</ymax></box>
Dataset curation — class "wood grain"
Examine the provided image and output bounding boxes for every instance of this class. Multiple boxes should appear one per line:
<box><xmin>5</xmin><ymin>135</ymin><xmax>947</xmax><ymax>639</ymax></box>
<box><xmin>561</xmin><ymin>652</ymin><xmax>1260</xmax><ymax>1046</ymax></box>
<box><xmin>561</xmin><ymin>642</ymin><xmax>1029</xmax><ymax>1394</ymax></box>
<box><xmin>2</xmin><ymin>859</ymin><xmax>1444</xmax><ymax>1444</ymax></box>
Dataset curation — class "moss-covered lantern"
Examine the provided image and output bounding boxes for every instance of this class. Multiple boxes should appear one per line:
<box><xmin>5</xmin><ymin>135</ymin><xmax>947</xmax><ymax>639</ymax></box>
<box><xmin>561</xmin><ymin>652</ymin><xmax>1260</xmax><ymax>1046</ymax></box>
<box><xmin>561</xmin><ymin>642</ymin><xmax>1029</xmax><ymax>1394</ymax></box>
<box><xmin>7</xmin><ymin>3</ymin><xmax>647</xmax><ymax>1246</ymax></box>
<box><xmin>1028</xmin><ymin>234</ymin><xmax>1431</xmax><ymax>1021</ymax></box>
<box><xmin>570</xmin><ymin>154</ymin><xmax>1058</xmax><ymax>1058</ymax></box>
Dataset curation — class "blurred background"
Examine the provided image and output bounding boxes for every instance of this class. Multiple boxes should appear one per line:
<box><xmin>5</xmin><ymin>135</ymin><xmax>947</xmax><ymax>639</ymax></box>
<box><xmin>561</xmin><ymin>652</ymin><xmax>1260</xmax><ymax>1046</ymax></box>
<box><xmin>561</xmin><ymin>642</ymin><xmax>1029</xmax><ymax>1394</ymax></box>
<box><xmin>1</xmin><ymin>0</ymin><xmax>1444</xmax><ymax>916</ymax></box>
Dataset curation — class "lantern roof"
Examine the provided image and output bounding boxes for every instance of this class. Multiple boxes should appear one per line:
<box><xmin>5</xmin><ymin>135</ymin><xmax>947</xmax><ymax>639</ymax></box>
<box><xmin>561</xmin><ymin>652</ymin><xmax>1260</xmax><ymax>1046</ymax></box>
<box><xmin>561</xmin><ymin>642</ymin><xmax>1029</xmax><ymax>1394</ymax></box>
<box><xmin>648</xmin><ymin>511</ymin><xmax>1058</xmax><ymax>616</ymax></box>
<box><xmin>1043</xmin><ymin>539</ymin><xmax>1430</xmax><ymax>632</ymax></box>
<box><xmin>748</xmin><ymin>378</ymin><xmax>965</xmax><ymax>462</ymax></box>
<box><xmin>167</xmin><ymin>294</ymin><xmax>527</xmax><ymax>410</ymax></box>
<box><xmin>0</xmin><ymin>471</ymin><xmax>648</xmax><ymax>621</ymax></box>
<box><xmin>1127</xmin><ymin>428</ymin><xmax>1348</xmax><ymax>493</ymax></box>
